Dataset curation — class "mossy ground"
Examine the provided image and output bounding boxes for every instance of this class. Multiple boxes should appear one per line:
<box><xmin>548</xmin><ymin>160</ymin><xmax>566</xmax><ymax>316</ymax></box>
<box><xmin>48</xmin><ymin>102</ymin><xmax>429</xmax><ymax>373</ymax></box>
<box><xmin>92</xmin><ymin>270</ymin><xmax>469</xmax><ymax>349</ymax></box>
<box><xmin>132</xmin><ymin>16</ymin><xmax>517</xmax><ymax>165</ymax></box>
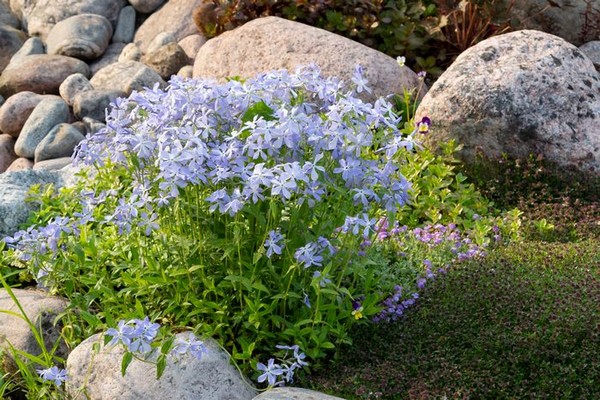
<box><xmin>298</xmin><ymin>156</ymin><xmax>600</xmax><ymax>399</ymax></box>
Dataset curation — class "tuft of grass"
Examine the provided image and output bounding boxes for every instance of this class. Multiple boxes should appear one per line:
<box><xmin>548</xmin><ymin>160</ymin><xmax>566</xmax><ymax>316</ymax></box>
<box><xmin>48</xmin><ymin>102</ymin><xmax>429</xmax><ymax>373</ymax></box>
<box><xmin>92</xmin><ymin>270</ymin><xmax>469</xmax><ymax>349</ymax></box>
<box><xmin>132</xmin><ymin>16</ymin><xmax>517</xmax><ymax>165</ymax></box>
<box><xmin>301</xmin><ymin>239</ymin><xmax>600</xmax><ymax>399</ymax></box>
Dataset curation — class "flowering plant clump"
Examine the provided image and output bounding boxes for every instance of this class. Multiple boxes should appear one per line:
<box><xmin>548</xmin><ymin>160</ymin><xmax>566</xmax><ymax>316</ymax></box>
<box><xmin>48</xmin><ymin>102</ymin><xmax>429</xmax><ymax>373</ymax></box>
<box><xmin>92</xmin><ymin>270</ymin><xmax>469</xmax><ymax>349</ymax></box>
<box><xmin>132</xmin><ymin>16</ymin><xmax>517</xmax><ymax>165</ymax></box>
<box><xmin>4</xmin><ymin>64</ymin><xmax>434</xmax><ymax>381</ymax></box>
<box><xmin>368</xmin><ymin>218</ymin><xmax>492</xmax><ymax>323</ymax></box>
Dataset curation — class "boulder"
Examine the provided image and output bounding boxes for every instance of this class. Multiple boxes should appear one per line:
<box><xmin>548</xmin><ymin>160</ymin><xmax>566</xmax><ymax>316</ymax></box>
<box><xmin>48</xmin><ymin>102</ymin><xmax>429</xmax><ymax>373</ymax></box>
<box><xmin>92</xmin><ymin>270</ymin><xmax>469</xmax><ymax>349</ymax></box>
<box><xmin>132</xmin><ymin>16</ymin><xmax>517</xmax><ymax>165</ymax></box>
<box><xmin>66</xmin><ymin>333</ymin><xmax>257</xmax><ymax>400</ymax></box>
<box><xmin>0</xmin><ymin>24</ymin><xmax>27</xmax><ymax>72</ymax></box>
<box><xmin>33</xmin><ymin>157</ymin><xmax>73</xmax><ymax>171</ymax></box>
<box><xmin>59</xmin><ymin>73</ymin><xmax>94</xmax><ymax>106</ymax></box>
<box><xmin>82</xmin><ymin>117</ymin><xmax>106</xmax><ymax>135</ymax></box>
<box><xmin>146</xmin><ymin>31</ymin><xmax>176</xmax><ymax>54</ymax></box>
<box><xmin>34</xmin><ymin>123</ymin><xmax>85</xmax><ymax>163</ymax></box>
<box><xmin>178</xmin><ymin>34</ymin><xmax>206</xmax><ymax>64</ymax></box>
<box><xmin>5</xmin><ymin>157</ymin><xmax>33</xmax><ymax>172</ymax></box>
<box><xmin>14</xmin><ymin>97</ymin><xmax>70</xmax><ymax>158</ymax></box>
<box><xmin>46</xmin><ymin>14</ymin><xmax>113</xmax><ymax>60</ymax></box>
<box><xmin>90</xmin><ymin>61</ymin><xmax>166</xmax><ymax>95</ymax></box>
<box><xmin>112</xmin><ymin>5</ymin><xmax>136</xmax><ymax>43</ymax></box>
<box><xmin>0</xmin><ymin>91</ymin><xmax>46</xmax><ymax>137</ymax></box>
<box><xmin>118</xmin><ymin>42</ymin><xmax>142</xmax><ymax>62</ymax></box>
<box><xmin>0</xmin><ymin>54</ymin><xmax>90</xmax><ymax>97</ymax></box>
<box><xmin>0</xmin><ymin>169</ymin><xmax>64</xmax><ymax>238</ymax></box>
<box><xmin>73</xmin><ymin>89</ymin><xmax>125</xmax><ymax>122</ymax></box>
<box><xmin>141</xmin><ymin>42</ymin><xmax>189</xmax><ymax>80</ymax></box>
<box><xmin>580</xmin><ymin>41</ymin><xmax>600</xmax><ymax>71</ymax></box>
<box><xmin>177</xmin><ymin>65</ymin><xmax>193</xmax><ymax>78</ymax></box>
<box><xmin>505</xmin><ymin>0</ymin><xmax>600</xmax><ymax>46</ymax></box>
<box><xmin>12</xmin><ymin>0</ymin><xmax>126</xmax><ymax>40</ymax></box>
<box><xmin>415</xmin><ymin>30</ymin><xmax>600</xmax><ymax>177</ymax></box>
<box><xmin>128</xmin><ymin>0</ymin><xmax>165</xmax><ymax>14</ymax></box>
<box><xmin>193</xmin><ymin>17</ymin><xmax>424</xmax><ymax>103</ymax></box>
<box><xmin>0</xmin><ymin>133</ymin><xmax>17</xmax><ymax>173</ymax></box>
<box><xmin>9</xmin><ymin>36</ymin><xmax>45</xmax><ymax>64</ymax></box>
<box><xmin>0</xmin><ymin>289</ymin><xmax>69</xmax><ymax>373</ymax></box>
<box><xmin>89</xmin><ymin>42</ymin><xmax>126</xmax><ymax>75</ymax></box>
<box><xmin>0</xmin><ymin>1</ymin><xmax>20</xmax><ymax>28</ymax></box>
<box><xmin>134</xmin><ymin>0</ymin><xmax>203</xmax><ymax>52</ymax></box>
<box><xmin>253</xmin><ymin>388</ymin><xmax>347</xmax><ymax>400</ymax></box>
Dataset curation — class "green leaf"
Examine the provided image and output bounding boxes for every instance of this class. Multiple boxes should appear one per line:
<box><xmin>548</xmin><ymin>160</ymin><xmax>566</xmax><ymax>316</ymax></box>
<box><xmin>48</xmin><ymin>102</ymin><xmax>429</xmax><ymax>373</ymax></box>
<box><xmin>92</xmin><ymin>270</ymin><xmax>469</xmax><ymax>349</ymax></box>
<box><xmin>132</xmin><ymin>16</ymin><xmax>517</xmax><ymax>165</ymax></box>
<box><xmin>157</xmin><ymin>355</ymin><xmax>167</xmax><ymax>379</ymax></box>
<box><xmin>121</xmin><ymin>352</ymin><xmax>133</xmax><ymax>377</ymax></box>
<box><xmin>241</xmin><ymin>101</ymin><xmax>276</xmax><ymax>125</ymax></box>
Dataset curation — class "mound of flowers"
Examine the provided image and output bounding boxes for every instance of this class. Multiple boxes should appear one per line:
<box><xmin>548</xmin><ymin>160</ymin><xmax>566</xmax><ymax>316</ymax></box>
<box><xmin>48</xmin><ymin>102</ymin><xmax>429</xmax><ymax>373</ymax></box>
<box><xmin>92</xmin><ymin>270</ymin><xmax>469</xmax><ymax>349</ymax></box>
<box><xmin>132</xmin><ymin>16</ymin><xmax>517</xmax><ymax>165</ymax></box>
<box><xmin>2</xmin><ymin>65</ymin><xmax>517</xmax><ymax>394</ymax></box>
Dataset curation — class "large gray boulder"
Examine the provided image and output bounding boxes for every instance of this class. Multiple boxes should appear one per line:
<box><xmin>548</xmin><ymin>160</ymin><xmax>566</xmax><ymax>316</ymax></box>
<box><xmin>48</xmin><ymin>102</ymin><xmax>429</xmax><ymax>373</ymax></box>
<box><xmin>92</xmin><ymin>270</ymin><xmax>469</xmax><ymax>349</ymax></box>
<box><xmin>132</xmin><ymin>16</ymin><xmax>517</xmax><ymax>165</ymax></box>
<box><xmin>0</xmin><ymin>54</ymin><xmax>90</xmax><ymax>97</ymax></box>
<box><xmin>0</xmin><ymin>169</ymin><xmax>64</xmax><ymax>238</ymax></box>
<box><xmin>46</xmin><ymin>13</ymin><xmax>113</xmax><ymax>60</ymax></box>
<box><xmin>0</xmin><ymin>289</ymin><xmax>69</xmax><ymax>373</ymax></box>
<box><xmin>416</xmin><ymin>30</ymin><xmax>600</xmax><ymax>177</ymax></box>
<box><xmin>193</xmin><ymin>17</ymin><xmax>424</xmax><ymax>104</ymax></box>
<box><xmin>66</xmin><ymin>333</ymin><xmax>258</xmax><ymax>400</ymax></box>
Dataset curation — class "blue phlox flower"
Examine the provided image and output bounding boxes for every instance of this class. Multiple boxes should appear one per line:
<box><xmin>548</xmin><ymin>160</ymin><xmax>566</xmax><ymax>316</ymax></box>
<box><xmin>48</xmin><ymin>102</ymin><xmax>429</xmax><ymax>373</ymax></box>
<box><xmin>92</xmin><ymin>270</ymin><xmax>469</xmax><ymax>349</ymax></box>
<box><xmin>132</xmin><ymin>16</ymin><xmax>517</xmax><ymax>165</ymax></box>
<box><xmin>302</xmin><ymin>291</ymin><xmax>311</xmax><ymax>308</ymax></box>
<box><xmin>351</xmin><ymin>64</ymin><xmax>371</xmax><ymax>93</ymax></box>
<box><xmin>105</xmin><ymin>320</ymin><xmax>135</xmax><ymax>347</ymax></box>
<box><xmin>171</xmin><ymin>332</ymin><xmax>208</xmax><ymax>361</ymax></box>
<box><xmin>294</xmin><ymin>242</ymin><xmax>323</xmax><ymax>268</ymax></box>
<box><xmin>37</xmin><ymin>366</ymin><xmax>68</xmax><ymax>387</ymax></box>
<box><xmin>264</xmin><ymin>230</ymin><xmax>285</xmax><ymax>258</ymax></box>
<box><xmin>256</xmin><ymin>358</ymin><xmax>285</xmax><ymax>386</ymax></box>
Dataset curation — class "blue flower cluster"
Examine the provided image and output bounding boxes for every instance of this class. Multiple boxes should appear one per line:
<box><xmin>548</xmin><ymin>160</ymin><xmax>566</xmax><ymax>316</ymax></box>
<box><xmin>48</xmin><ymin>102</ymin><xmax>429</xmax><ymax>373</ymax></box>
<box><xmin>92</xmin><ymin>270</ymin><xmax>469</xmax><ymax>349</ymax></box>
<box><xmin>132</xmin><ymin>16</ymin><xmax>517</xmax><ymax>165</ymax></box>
<box><xmin>37</xmin><ymin>365</ymin><xmax>68</xmax><ymax>387</ymax></box>
<box><xmin>105</xmin><ymin>318</ymin><xmax>208</xmax><ymax>361</ymax></box>
<box><xmin>72</xmin><ymin>63</ymin><xmax>414</xmax><ymax>227</ymax></box>
<box><xmin>105</xmin><ymin>317</ymin><xmax>160</xmax><ymax>353</ymax></box>
<box><xmin>256</xmin><ymin>344</ymin><xmax>309</xmax><ymax>387</ymax></box>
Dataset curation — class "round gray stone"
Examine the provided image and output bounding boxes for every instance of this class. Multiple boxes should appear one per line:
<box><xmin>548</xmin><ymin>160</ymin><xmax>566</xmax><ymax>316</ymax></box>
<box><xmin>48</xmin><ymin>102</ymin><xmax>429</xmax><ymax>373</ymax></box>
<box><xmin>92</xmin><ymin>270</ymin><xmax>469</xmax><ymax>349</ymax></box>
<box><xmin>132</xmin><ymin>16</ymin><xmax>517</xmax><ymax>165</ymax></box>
<box><xmin>14</xmin><ymin>97</ymin><xmax>70</xmax><ymax>158</ymax></box>
<box><xmin>73</xmin><ymin>89</ymin><xmax>125</xmax><ymax>122</ymax></box>
<box><xmin>9</xmin><ymin>37</ymin><xmax>45</xmax><ymax>65</ymax></box>
<box><xmin>46</xmin><ymin>13</ymin><xmax>113</xmax><ymax>60</ymax></box>
<box><xmin>0</xmin><ymin>24</ymin><xmax>27</xmax><ymax>72</ymax></box>
<box><xmin>89</xmin><ymin>42</ymin><xmax>127</xmax><ymax>75</ymax></box>
<box><xmin>112</xmin><ymin>5</ymin><xmax>136</xmax><ymax>43</ymax></box>
<box><xmin>146</xmin><ymin>31</ymin><xmax>176</xmax><ymax>54</ymax></box>
<box><xmin>59</xmin><ymin>73</ymin><xmax>94</xmax><ymax>106</ymax></box>
<box><xmin>118</xmin><ymin>42</ymin><xmax>141</xmax><ymax>62</ymax></box>
<box><xmin>141</xmin><ymin>42</ymin><xmax>189</xmax><ymax>80</ymax></box>
<box><xmin>33</xmin><ymin>157</ymin><xmax>73</xmax><ymax>171</ymax></box>
<box><xmin>6</xmin><ymin>157</ymin><xmax>34</xmax><ymax>172</ymax></box>
<box><xmin>34</xmin><ymin>123</ymin><xmax>85</xmax><ymax>163</ymax></box>
<box><xmin>0</xmin><ymin>169</ymin><xmax>64</xmax><ymax>237</ymax></box>
<box><xmin>90</xmin><ymin>61</ymin><xmax>166</xmax><ymax>95</ymax></box>
<box><xmin>66</xmin><ymin>333</ymin><xmax>257</xmax><ymax>400</ymax></box>
<box><xmin>0</xmin><ymin>54</ymin><xmax>90</xmax><ymax>97</ymax></box>
<box><xmin>0</xmin><ymin>133</ymin><xmax>17</xmax><ymax>173</ymax></box>
<box><xmin>129</xmin><ymin>0</ymin><xmax>165</xmax><ymax>14</ymax></box>
<box><xmin>0</xmin><ymin>91</ymin><xmax>46</xmax><ymax>137</ymax></box>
